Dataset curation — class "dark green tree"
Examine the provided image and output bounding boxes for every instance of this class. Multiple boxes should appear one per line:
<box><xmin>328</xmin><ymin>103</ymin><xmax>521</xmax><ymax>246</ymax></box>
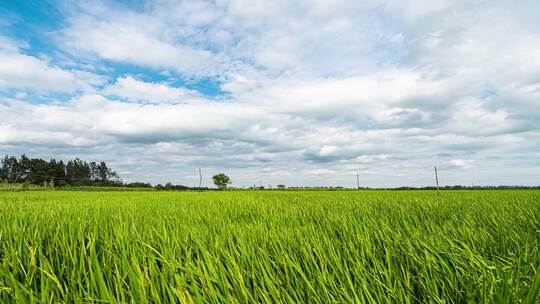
<box><xmin>66</xmin><ymin>158</ymin><xmax>91</xmax><ymax>185</ymax></box>
<box><xmin>212</xmin><ymin>173</ymin><xmax>231</xmax><ymax>189</ymax></box>
<box><xmin>22</xmin><ymin>157</ymin><xmax>49</xmax><ymax>185</ymax></box>
<box><xmin>0</xmin><ymin>155</ymin><xmax>24</xmax><ymax>182</ymax></box>
<box><xmin>98</xmin><ymin>161</ymin><xmax>118</xmax><ymax>182</ymax></box>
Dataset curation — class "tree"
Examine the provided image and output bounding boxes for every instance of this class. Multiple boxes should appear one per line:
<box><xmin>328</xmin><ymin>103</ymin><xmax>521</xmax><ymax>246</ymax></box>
<box><xmin>22</xmin><ymin>157</ymin><xmax>49</xmax><ymax>185</ymax></box>
<box><xmin>0</xmin><ymin>154</ymin><xmax>120</xmax><ymax>187</ymax></box>
<box><xmin>1</xmin><ymin>155</ymin><xmax>24</xmax><ymax>182</ymax></box>
<box><xmin>212</xmin><ymin>173</ymin><xmax>231</xmax><ymax>189</ymax></box>
<box><xmin>66</xmin><ymin>158</ymin><xmax>91</xmax><ymax>185</ymax></box>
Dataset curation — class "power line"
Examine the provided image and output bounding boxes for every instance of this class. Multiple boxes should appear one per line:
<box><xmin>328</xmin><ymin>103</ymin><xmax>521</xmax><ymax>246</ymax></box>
<box><xmin>9</xmin><ymin>172</ymin><xmax>115</xmax><ymax>181</ymax></box>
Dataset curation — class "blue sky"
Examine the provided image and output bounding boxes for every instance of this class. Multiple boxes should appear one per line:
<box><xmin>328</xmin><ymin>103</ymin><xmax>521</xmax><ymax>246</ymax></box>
<box><xmin>0</xmin><ymin>0</ymin><xmax>539</xmax><ymax>187</ymax></box>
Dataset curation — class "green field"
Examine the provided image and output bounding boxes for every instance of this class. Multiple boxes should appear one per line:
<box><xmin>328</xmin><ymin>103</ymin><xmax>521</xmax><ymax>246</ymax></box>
<box><xmin>0</xmin><ymin>190</ymin><xmax>539</xmax><ymax>303</ymax></box>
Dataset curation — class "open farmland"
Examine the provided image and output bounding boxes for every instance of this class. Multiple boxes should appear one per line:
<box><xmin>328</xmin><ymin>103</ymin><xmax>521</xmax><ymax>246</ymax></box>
<box><xmin>0</xmin><ymin>190</ymin><xmax>539</xmax><ymax>303</ymax></box>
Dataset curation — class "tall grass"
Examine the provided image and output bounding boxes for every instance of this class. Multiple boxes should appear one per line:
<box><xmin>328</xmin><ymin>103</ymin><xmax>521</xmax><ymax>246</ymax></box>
<box><xmin>0</xmin><ymin>190</ymin><xmax>539</xmax><ymax>303</ymax></box>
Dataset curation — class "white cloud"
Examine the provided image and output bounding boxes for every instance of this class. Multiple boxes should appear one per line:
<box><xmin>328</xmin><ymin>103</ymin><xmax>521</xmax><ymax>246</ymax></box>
<box><xmin>447</xmin><ymin>159</ymin><xmax>474</xmax><ymax>169</ymax></box>
<box><xmin>0</xmin><ymin>37</ymin><xmax>103</xmax><ymax>92</ymax></box>
<box><xmin>14</xmin><ymin>92</ymin><xmax>27</xmax><ymax>99</ymax></box>
<box><xmin>0</xmin><ymin>94</ymin><xmax>273</xmax><ymax>145</ymax></box>
<box><xmin>231</xmin><ymin>70</ymin><xmax>445</xmax><ymax>127</ymax></box>
<box><xmin>62</xmin><ymin>13</ymin><xmax>219</xmax><ymax>75</ymax></box>
<box><xmin>103</xmin><ymin>76</ymin><xmax>195</xmax><ymax>103</ymax></box>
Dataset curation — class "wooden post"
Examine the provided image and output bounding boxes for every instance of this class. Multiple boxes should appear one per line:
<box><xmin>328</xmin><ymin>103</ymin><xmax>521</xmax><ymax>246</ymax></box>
<box><xmin>434</xmin><ymin>165</ymin><xmax>440</xmax><ymax>195</ymax></box>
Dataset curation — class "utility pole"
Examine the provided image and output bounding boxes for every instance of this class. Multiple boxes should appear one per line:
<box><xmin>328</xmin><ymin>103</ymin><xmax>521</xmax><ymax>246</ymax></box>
<box><xmin>434</xmin><ymin>165</ymin><xmax>440</xmax><ymax>195</ymax></box>
<box><xmin>356</xmin><ymin>173</ymin><xmax>360</xmax><ymax>190</ymax></box>
<box><xmin>198</xmin><ymin>168</ymin><xmax>202</xmax><ymax>192</ymax></box>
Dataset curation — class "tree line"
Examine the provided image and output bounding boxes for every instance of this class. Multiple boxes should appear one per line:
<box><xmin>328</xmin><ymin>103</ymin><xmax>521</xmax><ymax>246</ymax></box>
<box><xmin>0</xmin><ymin>154</ymin><xmax>120</xmax><ymax>187</ymax></box>
<box><xmin>0</xmin><ymin>154</ymin><xmax>233</xmax><ymax>190</ymax></box>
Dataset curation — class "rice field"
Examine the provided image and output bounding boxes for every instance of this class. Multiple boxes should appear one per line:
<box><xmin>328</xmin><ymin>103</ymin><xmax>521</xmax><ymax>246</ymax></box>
<box><xmin>0</xmin><ymin>190</ymin><xmax>539</xmax><ymax>303</ymax></box>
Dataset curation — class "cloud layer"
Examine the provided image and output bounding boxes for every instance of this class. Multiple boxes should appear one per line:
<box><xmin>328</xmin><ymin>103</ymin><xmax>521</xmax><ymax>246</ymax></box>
<box><xmin>1</xmin><ymin>0</ymin><xmax>539</xmax><ymax>186</ymax></box>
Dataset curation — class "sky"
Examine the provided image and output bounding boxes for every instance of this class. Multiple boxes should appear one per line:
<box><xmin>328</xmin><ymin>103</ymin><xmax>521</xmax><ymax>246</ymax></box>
<box><xmin>0</xmin><ymin>0</ymin><xmax>539</xmax><ymax>188</ymax></box>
